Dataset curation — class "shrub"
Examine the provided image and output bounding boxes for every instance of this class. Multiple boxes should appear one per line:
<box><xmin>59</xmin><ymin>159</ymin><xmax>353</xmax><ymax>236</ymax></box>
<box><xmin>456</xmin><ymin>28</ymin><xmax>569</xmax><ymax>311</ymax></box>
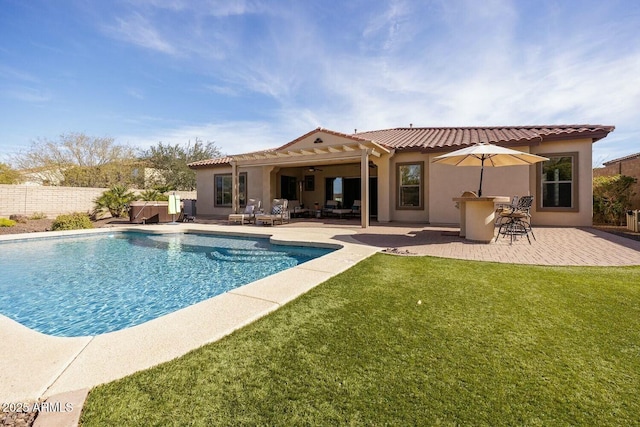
<box><xmin>593</xmin><ymin>174</ymin><xmax>636</xmax><ymax>225</ymax></box>
<box><xmin>94</xmin><ymin>185</ymin><xmax>138</xmax><ymax>218</ymax></box>
<box><xmin>139</xmin><ymin>189</ymin><xmax>169</xmax><ymax>201</ymax></box>
<box><xmin>29</xmin><ymin>212</ymin><xmax>47</xmax><ymax>220</ymax></box>
<box><xmin>0</xmin><ymin>218</ymin><xmax>16</xmax><ymax>227</ymax></box>
<box><xmin>51</xmin><ymin>213</ymin><xmax>94</xmax><ymax>231</ymax></box>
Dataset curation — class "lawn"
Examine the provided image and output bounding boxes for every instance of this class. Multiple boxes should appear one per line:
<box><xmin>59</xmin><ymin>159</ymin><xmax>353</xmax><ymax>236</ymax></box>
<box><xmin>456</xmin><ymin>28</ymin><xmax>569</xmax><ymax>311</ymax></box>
<box><xmin>81</xmin><ymin>254</ymin><xmax>640</xmax><ymax>426</ymax></box>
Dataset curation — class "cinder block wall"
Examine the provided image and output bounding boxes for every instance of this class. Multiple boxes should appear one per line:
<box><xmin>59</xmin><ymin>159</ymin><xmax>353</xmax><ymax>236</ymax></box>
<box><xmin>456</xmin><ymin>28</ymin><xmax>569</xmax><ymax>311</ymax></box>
<box><xmin>0</xmin><ymin>185</ymin><xmax>197</xmax><ymax>217</ymax></box>
<box><xmin>594</xmin><ymin>156</ymin><xmax>640</xmax><ymax>209</ymax></box>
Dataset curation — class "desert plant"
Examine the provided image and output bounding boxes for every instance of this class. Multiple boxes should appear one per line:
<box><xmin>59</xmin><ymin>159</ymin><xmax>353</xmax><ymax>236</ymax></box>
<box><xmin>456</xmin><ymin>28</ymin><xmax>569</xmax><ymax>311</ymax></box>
<box><xmin>139</xmin><ymin>188</ymin><xmax>169</xmax><ymax>201</ymax></box>
<box><xmin>0</xmin><ymin>218</ymin><xmax>16</xmax><ymax>227</ymax></box>
<box><xmin>29</xmin><ymin>212</ymin><xmax>47</xmax><ymax>220</ymax></box>
<box><xmin>94</xmin><ymin>185</ymin><xmax>138</xmax><ymax>218</ymax></box>
<box><xmin>51</xmin><ymin>213</ymin><xmax>94</xmax><ymax>231</ymax></box>
<box><xmin>593</xmin><ymin>174</ymin><xmax>636</xmax><ymax>225</ymax></box>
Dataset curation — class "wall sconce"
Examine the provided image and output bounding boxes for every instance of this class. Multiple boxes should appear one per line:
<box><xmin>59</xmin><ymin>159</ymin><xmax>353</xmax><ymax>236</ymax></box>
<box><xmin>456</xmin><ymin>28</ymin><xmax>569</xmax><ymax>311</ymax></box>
<box><xmin>313</xmin><ymin>137</ymin><xmax>323</xmax><ymax>144</ymax></box>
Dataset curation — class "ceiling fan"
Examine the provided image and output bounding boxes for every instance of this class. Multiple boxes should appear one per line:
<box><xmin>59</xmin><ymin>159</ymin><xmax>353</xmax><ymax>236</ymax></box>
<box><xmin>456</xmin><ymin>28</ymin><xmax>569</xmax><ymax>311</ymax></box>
<box><xmin>307</xmin><ymin>166</ymin><xmax>323</xmax><ymax>172</ymax></box>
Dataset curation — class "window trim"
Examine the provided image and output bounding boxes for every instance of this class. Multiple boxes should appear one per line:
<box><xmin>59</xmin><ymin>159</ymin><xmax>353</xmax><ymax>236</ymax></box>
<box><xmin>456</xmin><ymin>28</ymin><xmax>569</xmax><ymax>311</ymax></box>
<box><xmin>396</xmin><ymin>161</ymin><xmax>424</xmax><ymax>210</ymax></box>
<box><xmin>214</xmin><ymin>172</ymin><xmax>247</xmax><ymax>207</ymax></box>
<box><xmin>536</xmin><ymin>152</ymin><xmax>579</xmax><ymax>212</ymax></box>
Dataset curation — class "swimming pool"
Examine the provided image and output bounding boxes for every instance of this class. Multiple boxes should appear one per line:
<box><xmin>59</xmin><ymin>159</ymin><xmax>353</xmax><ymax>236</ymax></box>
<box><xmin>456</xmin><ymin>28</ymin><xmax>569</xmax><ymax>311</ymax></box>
<box><xmin>0</xmin><ymin>232</ymin><xmax>333</xmax><ymax>337</ymax></box>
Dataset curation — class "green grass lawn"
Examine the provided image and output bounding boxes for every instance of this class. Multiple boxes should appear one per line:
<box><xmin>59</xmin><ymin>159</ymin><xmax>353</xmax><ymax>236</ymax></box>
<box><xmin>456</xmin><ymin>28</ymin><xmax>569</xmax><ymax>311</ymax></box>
<box><xmin>81</xmin><ymin>254</ymin><xmax>640</xmax><ymax>426</ymax></box>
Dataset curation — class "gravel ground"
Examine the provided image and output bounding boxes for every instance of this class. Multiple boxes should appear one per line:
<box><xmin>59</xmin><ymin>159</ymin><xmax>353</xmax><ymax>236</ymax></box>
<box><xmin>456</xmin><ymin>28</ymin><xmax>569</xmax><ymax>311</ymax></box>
<box><xmin>0</xmin><ymin>217</ymin><xmax>126</xmax><ymax>235</ymax></box>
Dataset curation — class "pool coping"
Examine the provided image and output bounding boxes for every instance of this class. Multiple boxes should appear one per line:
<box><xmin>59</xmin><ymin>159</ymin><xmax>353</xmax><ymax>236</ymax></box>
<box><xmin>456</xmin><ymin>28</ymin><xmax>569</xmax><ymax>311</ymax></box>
<box><xmin>1</xmin><ymin>223</ymin><xmax>379</xmax><ymax>405</ymax></box>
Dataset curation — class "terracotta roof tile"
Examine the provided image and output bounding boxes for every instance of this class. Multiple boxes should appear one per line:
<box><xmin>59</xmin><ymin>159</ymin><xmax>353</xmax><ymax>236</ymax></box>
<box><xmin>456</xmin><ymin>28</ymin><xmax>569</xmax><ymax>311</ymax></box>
<box><xmin>354</xmin><ymin>125</ymin><xmax>614</xmax><ymax>151</ymax></box>
<box><xmin>189</xmin><ymin>124</ymin><xmax>615</xmax><ymax>168</ymax></box>
<box><xmin>187</xmin><ymin>156</ymin><xmax>233</xmax><ymax>168</ymax></box>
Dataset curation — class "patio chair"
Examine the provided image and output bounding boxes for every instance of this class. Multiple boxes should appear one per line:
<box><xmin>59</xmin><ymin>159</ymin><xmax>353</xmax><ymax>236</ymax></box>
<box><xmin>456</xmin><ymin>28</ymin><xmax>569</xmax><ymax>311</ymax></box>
<box><xmin>495</xmin><ymin>196</ymin><xmax>518</xmax><ymax>227</ymax></box>
<box><xmin>256</xmin><ymin>198</ymin><xmax>289</xmax><ymax>226</ymax></box>
<box><xmin>228</xmin><ymin>199</ymin><xmax>261</xmax><ymax>225</ymax></box>
<box><xmin>351</xmin><ymin>200</ymin><xmax>361</xmax><ymax>217</ymax></box>
<box><xmin>288</xmin><ymin>200</ymin><xmax>309</xmax><ymax>218</ymax></box>
<box><xmin>495</xmin><ymin>195</ymin><xmax>535</xmax><ymax>244</ymax></box>
<box><xmin>322</xmin><ymin>200</ymin><xmax>338</xmax><ymax>217</ymax></box>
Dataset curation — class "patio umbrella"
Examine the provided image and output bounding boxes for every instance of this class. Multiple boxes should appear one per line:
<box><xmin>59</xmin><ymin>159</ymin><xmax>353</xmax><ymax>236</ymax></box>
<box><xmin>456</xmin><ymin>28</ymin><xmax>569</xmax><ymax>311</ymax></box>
<box><xmin>432</xmin><ymin>143</ymin><xmax>549</xmax><ymax>196</ymax></box>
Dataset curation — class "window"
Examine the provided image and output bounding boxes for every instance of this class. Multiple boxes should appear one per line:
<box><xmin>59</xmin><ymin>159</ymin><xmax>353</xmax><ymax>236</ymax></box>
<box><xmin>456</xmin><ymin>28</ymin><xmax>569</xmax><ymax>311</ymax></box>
<box><xmin>537</xmin><ymin>153</ymin><xmax>578</xmax><ymax>211</ymax></box>
<box><xmin>397</xmin><ymin>162</ymin><xmax>423</xmax><ymax>209</ymax></box>
<box><xmin>214</xmin><ymin>173</ymin><xmax>246</xmax><ymax>207</ymax></box>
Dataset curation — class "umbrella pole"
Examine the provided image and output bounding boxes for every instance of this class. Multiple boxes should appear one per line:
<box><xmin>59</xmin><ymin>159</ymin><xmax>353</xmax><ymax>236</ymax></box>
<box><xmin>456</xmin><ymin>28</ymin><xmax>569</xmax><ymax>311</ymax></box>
<box><xmin>478</xmin><ymin>157</ymin><xmax>485</xmax><ymax>196</ymax></box>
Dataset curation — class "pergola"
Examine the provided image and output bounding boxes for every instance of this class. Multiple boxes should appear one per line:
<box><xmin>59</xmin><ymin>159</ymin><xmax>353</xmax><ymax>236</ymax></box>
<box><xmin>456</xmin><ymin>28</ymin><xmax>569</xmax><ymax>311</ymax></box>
<box><xmin>229</xmin><ymin>140</ymin><xmax>392</xmax><ymax>228</ymax></box>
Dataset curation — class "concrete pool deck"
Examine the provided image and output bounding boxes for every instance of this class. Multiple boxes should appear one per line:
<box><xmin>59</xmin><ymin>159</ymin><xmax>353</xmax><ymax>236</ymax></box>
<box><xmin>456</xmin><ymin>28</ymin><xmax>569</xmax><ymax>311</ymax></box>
<box><xmin>1</xmin><ymin>224</ymin><xmax>378</xmax><ymax>405</ymax></box>
<box><xmin>2</xmin><ymin>221</ymin><xmax>640</xmax><ymax>413</ymax></box>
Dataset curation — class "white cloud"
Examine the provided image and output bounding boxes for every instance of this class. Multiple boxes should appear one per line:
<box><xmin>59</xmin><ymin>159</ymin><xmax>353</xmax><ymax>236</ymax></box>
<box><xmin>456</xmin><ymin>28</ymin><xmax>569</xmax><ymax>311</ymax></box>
<box><xmin>103</xmin><ymin>12</ymin><xmax>177</xmax><ymax>54</ymax></box>
<box><xmin>118</xmin><ymin>120</ymin><xmax>295</xmax><ymax>156</ymax></box>
<box><xmin>4</xmin><ymin>86</ymin><xmax>52</xmax><ymax>104</ymax></box>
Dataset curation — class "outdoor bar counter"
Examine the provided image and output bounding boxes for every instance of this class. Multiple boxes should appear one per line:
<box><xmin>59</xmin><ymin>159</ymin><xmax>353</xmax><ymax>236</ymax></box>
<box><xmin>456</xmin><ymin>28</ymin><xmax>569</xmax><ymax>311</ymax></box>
<box><xmin>453</xmin><ymin>195</ymin><xmax>510</xmax><ymax>243</ymax></box>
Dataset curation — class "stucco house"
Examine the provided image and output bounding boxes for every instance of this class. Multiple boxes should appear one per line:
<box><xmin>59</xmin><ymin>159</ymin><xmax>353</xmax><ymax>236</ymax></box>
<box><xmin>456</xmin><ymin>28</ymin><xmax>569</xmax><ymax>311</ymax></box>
<box><xmin>188</xmin><ymin>124</ymin><xmax>614</xmax><ymax>228</ymax></box>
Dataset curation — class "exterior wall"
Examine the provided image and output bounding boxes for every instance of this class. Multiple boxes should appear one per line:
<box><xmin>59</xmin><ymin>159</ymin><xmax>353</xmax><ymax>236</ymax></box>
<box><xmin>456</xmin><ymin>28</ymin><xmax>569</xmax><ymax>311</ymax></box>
<box><xmin>530</xmin><ymin>138</ymin><xmax>593</xmax><ymax>226</ymax></box>
<box><xmin>195</xmin><ymin>162</ymin><xmax>380</xmax><ymax>216</ymax></box>
<box><xmin>594</xmin><ymin>155</ymin><xmax>640</xmax><ymax>209</ymax></box>
<box><xmin>0</xmin><ymin>184</ymin><xmax>196</xmax><ymax>217</ymax></box>
<box><xmin>194</xmin><ymin>165</ymin><xmax>264</xmax><ymax>216</ymax></box>
<box><xmin>389</xmin><ymin>151</ymin><xmax>429</xmax><ymax>222</ymax></box>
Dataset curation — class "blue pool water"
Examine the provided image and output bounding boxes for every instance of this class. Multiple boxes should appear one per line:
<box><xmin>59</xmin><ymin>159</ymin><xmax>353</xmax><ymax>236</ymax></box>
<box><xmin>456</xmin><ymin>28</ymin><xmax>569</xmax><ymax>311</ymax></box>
<box><xmin>0</xmin><ymin>232</ymin><xmax>333</xmax><ymax>337</ymax></box>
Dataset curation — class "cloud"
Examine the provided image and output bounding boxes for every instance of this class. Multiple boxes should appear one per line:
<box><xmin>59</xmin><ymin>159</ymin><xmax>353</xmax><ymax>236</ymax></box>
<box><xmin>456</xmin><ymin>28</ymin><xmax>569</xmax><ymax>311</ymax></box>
<box><xmin>118</xmin><ymin>120</ymin><xmax>295</xmax><ymax>156</ymax></box>
<box><xmin>103</xmin><ymin>12</ymin><xmax>177</xmax><ymax>54</ymax></box>
<box><xmin>4</xmin><ymin>86</ymin><xmax>52</xmax><ymax>104</ymax></box>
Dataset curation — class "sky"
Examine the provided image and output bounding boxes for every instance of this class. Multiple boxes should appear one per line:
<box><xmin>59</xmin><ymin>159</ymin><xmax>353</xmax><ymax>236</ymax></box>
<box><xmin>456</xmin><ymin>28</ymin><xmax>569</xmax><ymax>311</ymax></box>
<box><xmin>1</xmin><ymin>0</ymin><xmax>639</xmax><ymax>166</ymax></box>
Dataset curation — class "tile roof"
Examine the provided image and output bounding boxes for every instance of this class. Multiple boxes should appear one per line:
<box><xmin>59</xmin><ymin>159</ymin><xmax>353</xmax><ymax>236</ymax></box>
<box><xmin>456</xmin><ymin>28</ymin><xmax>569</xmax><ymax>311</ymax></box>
<box><xmin>354</xmin><ymin>125</ymin><xmax>615</xmax><ymax>151</ymax></box>
<box><xmin>187</xmin><ymin>156</ymin><xmax>233</xmax><ymax>168</ymax></box>
<box><xmin>188</xmin><ymin>124</ymin><xmax>615</xmax><ymax>168</ymax></box>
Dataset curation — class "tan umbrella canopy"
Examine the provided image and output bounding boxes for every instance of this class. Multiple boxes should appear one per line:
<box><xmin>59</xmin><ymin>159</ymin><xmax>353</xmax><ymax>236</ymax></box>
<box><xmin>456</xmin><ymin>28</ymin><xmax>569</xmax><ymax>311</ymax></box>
<box><xmin>432</xmin><ymin>143</ymin><xmax>549</xmax><ymax>196</ymax></box>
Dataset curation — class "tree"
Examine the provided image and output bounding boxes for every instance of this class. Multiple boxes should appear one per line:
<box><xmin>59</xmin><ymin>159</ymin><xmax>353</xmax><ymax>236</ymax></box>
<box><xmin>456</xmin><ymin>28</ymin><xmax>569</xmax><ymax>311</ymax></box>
<box><xmin>0</xmin><ymin>162</ymin><xmax>22</xmax><ymax>184</ymax></box>
<box><xmin>13</xmin><ymin>133</ymin><xmax>140</xmax><ymax>188</ymax></box>
<box><xmin>140</xmin><ymin>139</ymin><xmax>222</xmax><ymax>191</ymax></box>
<box><xmin>593</xmin><ymin>174</ymin><xmax>636</xmax><ymax>225</ymax></box>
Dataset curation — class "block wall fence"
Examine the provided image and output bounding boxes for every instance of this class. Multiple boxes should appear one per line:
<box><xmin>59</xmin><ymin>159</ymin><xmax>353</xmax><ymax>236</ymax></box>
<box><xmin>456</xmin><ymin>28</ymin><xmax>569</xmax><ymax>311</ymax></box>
<box><xmin>0</xmin><ymin>184</ymin><xmax>197</xmax><ymax>218</ymax></box>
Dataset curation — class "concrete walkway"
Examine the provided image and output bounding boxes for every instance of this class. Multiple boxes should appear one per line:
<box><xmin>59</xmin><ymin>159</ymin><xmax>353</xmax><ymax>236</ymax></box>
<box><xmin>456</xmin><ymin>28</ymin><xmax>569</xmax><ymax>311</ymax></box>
<box><xmin>1</xmin><ymin>222</ymin><xmax>639</xmax><ymax>422</ymax></box>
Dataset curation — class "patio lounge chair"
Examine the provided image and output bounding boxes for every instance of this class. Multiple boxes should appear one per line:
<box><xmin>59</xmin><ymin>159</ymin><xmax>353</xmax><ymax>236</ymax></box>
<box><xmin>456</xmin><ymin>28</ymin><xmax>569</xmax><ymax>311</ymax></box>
<box><xmin>256</xmin><ymin>199</ymin><xmax>289</xmax><ymax>226</ymax></box>
<box><xmin>322</xmin><ymin>200</ymin><xmax>338</xmax><ymax>217</ymax></box>
<box><xmin>495</xmin><ymin>195</ymin><xmax>535</xmax><ymax>244</ymax></box>
<box><xmin>228</xmin><ymin>199</ymin><xmax>261</xmax><ymax>225</ymax></box>
<box><xmin>288</xmin><ymin>200</ymin><xmax>309</xmax><ymax>218</ymax></box>
<box><xmin>350</xmin><ymin>200</ymin><xmax>361</xmax><ymax>217</ymax></box>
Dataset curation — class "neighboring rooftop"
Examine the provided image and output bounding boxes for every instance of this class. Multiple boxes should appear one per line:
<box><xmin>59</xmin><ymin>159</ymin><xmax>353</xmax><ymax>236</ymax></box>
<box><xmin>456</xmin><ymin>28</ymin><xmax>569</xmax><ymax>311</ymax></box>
<box><xmin>603</xmin><ymin>151</ymin><xmax>640</xmax><ymax>166</ymax></box>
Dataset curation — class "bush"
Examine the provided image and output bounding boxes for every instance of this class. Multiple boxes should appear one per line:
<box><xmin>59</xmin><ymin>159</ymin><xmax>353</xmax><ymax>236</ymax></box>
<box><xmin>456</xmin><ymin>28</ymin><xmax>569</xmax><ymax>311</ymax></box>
<box><xmin>29</xmin><ymin>212</ymin><xmax>47</xmax><ymax>220</ymax></box>
<box><xmin>139</xmin><ymin>189</ymin><xmax>169</xmax><ymax>201</ymax></box>
<box><xmin>593</xmin><ymin>174</ymin><xmax>636</xmax><ymax>225</ymax></box>
<box><xmin>94</xmin><ymin>185</ymin><xmax>138</xmax><ymax>218</ymax></box>
<box><xmin>0</xmin><ymin>218</ymin><xmax>16</xmax><ymax>227</ymax></box>
<box><xmin>51</xmin><ymin>213</ymin><xmax>94</xmax><ymax>231</ymax></box>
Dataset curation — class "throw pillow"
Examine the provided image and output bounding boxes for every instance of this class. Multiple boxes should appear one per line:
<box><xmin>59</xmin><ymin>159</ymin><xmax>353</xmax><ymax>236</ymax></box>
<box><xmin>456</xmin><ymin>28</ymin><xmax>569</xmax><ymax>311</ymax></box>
<box><xmin>271</xmin><ymin>204</ymin><xmax>282</xmax><ymax>215</ymax></box>
<box><xmin>244</xmin><ymin>205</ymin><xmax>255</xmax><ymax>214</ymax></box>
